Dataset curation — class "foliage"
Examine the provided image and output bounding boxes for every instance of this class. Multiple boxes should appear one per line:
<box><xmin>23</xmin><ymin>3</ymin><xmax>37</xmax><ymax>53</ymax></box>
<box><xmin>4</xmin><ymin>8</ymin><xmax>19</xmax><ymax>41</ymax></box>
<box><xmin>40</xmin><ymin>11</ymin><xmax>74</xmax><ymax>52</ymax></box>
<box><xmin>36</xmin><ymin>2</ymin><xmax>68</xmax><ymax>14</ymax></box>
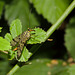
<box><xmin>14</xmin><ymin>59</ymin><xmax>50</xmax><ymax>75</ymax></box>
<box><xmin>3</xmin><ymin>19</ymin><xmax>46</xmax><ymax>62</ymax></box>
<box><xmin>10</xmin><ymin>19</ymin><xmax>22</xmax><ymax>38</ymax></box>
<box><xmin>27</xmin><ymin>28</ymin><xmax>46</xmax><ymax>44</ymax></box>
<box><xmin>65</xmin><ymin>16</ymin><xmax>75</xmax><ymax>59</ymax></box>
<box><xmin>14</xmin><ymin>59</ymin><xmax>75</xmax><ymax>75</ymax></box>
<box><xmin>18</xmin><ymin>47</ymin><xmax>32</xmax><ymax>62</ymax></box>
<box><xmin>0</xmin><ymin>37</ymin><xmax>11</xmax><ymax>50</ymax></box>
<box><xmin>5</xmin><ymin>0</ymin><xmax>39</xmax><ymax>32</ymax></box>
<box><xmin>30</xmin><ymin>0</ymin><xmax>72</xmax><ymax>24</ymax></box>
<box><xmin>0</xmin><ymin>0</ymin><xmax>75</xmax><ymax>75</ymax></box>
<box><xmin>5</xmin><ymin>33</ymin><xmax>12</xmax><ymax>42</ymax></box>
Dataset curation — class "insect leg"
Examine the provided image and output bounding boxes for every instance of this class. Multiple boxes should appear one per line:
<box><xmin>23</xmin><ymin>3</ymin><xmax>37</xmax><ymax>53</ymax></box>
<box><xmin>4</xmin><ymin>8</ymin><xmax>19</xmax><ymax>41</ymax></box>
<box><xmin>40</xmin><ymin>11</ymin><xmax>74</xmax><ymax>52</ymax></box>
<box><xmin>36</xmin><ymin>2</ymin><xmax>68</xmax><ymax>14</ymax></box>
<box><xmin>13</xmin><ymin>47</ymin><xmax>18</xmax><ymax>51</ymax></box>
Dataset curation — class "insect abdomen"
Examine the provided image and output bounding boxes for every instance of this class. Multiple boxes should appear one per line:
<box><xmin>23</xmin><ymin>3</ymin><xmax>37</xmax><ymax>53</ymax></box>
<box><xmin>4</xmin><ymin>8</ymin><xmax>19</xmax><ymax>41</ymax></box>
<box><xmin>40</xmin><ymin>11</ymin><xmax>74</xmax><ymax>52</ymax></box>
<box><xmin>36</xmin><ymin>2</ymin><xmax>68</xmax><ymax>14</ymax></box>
<box><xmin>17</xmin><ymin>31</ymin><xmax>30</xmax><ymax>58</ymax></box>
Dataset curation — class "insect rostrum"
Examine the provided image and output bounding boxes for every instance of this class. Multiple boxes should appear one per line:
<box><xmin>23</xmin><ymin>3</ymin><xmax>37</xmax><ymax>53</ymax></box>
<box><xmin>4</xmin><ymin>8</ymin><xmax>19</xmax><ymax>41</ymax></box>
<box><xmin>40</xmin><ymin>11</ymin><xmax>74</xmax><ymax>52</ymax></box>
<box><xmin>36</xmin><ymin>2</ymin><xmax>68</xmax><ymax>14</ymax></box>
<box><xmin>10</xmin><ymin>31</ymin><xmax>31</xmax><ymax>59</ymax></box>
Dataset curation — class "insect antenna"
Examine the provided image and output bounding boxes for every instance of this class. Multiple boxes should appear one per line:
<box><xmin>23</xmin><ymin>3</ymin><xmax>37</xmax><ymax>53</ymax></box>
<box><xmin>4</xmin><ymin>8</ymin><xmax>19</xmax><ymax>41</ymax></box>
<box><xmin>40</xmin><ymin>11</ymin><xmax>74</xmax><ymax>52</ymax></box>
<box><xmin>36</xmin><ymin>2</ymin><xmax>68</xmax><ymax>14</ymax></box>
<box><xmin>28</xmin><ymin>8</ymin><xmax>32</xmax><ymax>30</ymax></box>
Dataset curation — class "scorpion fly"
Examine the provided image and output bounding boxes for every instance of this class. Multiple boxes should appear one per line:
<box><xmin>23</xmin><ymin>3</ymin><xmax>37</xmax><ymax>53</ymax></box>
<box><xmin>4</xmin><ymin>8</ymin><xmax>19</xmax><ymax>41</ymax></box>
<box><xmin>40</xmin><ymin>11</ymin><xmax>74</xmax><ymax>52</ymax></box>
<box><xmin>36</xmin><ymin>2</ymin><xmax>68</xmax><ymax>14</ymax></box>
<box><xmin>10</xmin><ymin>30</ymin><xmax>31</xmax><ymax>59</ymax></box>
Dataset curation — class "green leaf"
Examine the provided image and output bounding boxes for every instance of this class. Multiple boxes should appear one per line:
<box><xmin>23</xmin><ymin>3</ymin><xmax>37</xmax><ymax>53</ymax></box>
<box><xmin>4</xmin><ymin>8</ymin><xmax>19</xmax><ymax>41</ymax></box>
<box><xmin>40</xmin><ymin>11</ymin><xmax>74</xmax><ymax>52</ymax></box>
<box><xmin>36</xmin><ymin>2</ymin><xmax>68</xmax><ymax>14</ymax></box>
<box><xmin>14</xmin><ymin>59</ymin><xmax>50</xmax><ymax>75</ymax></box>
<box><xmin>18</xmin><ymin>46</ymin><xmax>32</xmax><ymax>62</ymax></box>
<box><xmin>10</xmin><ymin>19</ymin><xmax>22</xmax><ymax>38</ymax></box>
<box><xmin>5</xmin><ymin>33</ymin><xmax>12</xmax><ymax>42</ymax></box>
<box><xmin>0</xmin><ymin>37</ymin><xmax>11</xmax><ymax>51</ymax></box>
<box><xmin>31</xmin><ymin>0</ymin><xmax>72</xmax><ymax>24</ymax></box>
<box><xmin>65</xmin><ymin>16</ymin><xmax>75</xmax><ymax>59</ymax></box>
<box><xmin>14</xmin><ymin>59</ymin><xmax>71</xmax><ymax>75</ymax></box>
<box><xmin>27</xmin><ymin>28</ymin><xmax>46</xmax><ymax>44</ymax></box>
<box><xmin>68</xmin><ymin>65</ymin><xmax>75</xmax><ymax>75</ymax></box>
<box><xmin>8</xmin><ymin>47</ymin><xmax>32</xmax><ymax>61</ymax></box>
<box><xmin>5</xmin><ymin>0</ymin><xmax>39</xmax><ymax>32</ymax></box>
<box><xmin>0</xmin><ymin>27</ymin><xmax>2</xmax><ymax>32</ymax></box>
<box><xmin>0</xmin><ymin>1</ymin><xmax>4</xmax><ymax>18</ymax></box>
<box><xmin>50</xmin><ymin>61</ymin><xmax>75</xmax><ymax>75</ymax></box>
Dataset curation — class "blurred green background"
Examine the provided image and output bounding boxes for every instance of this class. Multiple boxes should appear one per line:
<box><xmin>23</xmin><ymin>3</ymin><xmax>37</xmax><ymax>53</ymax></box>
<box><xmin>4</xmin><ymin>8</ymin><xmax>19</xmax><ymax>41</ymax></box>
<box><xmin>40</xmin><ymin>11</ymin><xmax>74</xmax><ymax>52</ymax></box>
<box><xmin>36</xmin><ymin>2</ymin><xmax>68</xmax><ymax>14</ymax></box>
<box><xmin>0</xmin><ymin>0</ymin><xmax>75</xmax><ymax>75</ymax></box>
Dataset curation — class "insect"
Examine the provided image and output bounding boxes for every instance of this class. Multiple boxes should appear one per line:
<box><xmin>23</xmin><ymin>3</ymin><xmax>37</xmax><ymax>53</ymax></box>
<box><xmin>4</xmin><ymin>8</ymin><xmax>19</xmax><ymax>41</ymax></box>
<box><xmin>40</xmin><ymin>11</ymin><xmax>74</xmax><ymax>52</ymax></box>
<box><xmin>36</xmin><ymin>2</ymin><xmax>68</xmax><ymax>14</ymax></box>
<box><xmin>10</xmin><ymin>30</ymin><xmax>31</xmax><ymax>59</ymax></box>
<box><xmin>11</xmin><ymin>9</ymin><xmax>34</xmax><ymax>59</ymax></box>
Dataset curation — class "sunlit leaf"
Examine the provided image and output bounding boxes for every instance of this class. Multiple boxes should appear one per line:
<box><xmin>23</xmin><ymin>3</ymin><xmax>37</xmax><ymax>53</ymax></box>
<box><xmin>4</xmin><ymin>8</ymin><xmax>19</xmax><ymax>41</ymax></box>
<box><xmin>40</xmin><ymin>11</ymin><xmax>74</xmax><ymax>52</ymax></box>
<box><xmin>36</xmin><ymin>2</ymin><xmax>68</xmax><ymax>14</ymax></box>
<box><xmin>0</xmin><ymin>37</ymin><xmax>11</xmax><ymax>51</ymax></box>
<box><xmin>18</xmin><ymin>46</ymin><xmax>32</xmax><ymax>62</ymax></box>
<box><xmin>5</xmin><ymin>33</ymin><xmax>12</xmax><ymax>42</ymax></box>
<box><xmin>10</xmin><ymin>19</ymin><xmax>22</xmax><ymax>38</ymax></box>
<box><xmin>27</xmin><ymin>28</ymin><xmax>46</xmax><ymax>44</ymax></box>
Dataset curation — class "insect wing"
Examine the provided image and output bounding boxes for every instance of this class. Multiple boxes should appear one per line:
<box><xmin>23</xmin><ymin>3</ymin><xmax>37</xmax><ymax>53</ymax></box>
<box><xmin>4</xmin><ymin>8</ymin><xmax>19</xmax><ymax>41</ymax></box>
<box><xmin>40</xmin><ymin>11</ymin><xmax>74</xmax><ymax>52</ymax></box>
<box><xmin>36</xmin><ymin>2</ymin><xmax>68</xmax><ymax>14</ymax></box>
<box><xmin>10</xmin><ymin>35</ymin><xmax>20</xmax><ymax>46</ymax></box>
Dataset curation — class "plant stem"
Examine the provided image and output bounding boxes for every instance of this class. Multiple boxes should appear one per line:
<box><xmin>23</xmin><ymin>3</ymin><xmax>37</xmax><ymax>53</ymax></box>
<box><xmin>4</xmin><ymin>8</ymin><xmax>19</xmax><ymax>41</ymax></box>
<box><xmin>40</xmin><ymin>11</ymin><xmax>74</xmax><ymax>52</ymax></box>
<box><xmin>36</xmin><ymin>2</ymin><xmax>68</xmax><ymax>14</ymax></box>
<box><xmin>7</xmin><ymin>64</ymin><xmax>20</xmax><ymax>75</ymax></box>
<box><xmin>7</xmin><ymin>0</ymin><xmax>75</xmax><ymax>75</ymax></box>
<box><xmin>44</xmin><ymin>0</ymin><xmax>75</xmax><ymax>40</ymax></box>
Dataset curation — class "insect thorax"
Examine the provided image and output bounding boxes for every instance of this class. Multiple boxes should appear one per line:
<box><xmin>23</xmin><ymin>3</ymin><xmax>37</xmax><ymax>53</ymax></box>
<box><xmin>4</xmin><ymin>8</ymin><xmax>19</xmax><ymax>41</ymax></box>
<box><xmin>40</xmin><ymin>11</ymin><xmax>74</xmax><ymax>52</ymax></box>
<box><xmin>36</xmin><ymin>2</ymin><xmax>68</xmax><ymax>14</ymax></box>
<box><xmin>10</xmin><ymin>31</ymin><xmax>31</xmax><ymax>47</ymax></box>
<box><xmin>22</xmin><ymin>31</ymin><xmax>31</xmax><ymax>40</ymax></box>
